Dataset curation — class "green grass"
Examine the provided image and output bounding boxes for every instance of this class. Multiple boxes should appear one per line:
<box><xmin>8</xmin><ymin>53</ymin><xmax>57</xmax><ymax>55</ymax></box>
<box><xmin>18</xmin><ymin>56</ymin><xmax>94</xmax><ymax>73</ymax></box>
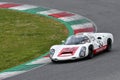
<box><xmin>0</xmin><ymin>9</ymin><xmax>68</xmax><ymax>71</ymax></box>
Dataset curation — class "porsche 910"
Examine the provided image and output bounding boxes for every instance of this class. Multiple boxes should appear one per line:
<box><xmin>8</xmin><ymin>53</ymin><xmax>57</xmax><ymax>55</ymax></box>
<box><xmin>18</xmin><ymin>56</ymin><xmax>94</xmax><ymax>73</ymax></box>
<box><xmin>49</xmin><ymin>33</ymin><xmax>113</xmax><ymax>62</ymax></box>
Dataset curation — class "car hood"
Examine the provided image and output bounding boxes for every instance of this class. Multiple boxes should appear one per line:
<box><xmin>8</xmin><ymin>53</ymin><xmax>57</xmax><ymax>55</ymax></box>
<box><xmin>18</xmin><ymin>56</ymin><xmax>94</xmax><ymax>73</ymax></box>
<box><xmin>50</xmin><ymin>44</ymin><xmax>85</xmax><ymax>57</ymax></box>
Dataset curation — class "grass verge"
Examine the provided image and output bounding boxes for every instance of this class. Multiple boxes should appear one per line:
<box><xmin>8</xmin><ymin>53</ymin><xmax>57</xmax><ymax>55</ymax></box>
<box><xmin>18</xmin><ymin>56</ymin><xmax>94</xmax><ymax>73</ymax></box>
<box><xmin>0</xmin><ymin>9</ymin><xmax>68</xmax><ymax>71</ymax></box>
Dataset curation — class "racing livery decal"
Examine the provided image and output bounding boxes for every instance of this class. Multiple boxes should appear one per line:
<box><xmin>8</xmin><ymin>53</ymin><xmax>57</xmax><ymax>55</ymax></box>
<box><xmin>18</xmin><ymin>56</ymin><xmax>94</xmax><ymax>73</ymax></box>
<box><xmin>58</xmin><ymin>47</ymin><xmax>79</xmax><ymax>57</ymax></box>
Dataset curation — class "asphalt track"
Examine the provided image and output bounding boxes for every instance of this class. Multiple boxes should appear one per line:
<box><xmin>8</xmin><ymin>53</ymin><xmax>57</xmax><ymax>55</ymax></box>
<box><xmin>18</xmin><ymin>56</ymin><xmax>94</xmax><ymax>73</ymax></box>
<box><xmin>1</xmin><ymin>0</ymin><xmax>120</xmax><ymax>80</ymax></box>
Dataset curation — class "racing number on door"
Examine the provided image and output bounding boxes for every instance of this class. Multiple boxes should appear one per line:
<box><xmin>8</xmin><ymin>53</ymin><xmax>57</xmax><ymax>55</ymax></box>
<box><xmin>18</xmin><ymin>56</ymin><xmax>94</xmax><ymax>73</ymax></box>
<box><xmin>97</xmin><ymin>40</ymin><xmax>103</xmax><ymax>47</ymax></box>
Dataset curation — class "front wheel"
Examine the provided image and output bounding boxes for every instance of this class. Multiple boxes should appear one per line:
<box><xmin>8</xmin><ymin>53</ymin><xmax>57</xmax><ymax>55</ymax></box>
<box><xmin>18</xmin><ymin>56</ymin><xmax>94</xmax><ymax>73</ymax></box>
<box><xmin>51</xmin><ymin>59</ymin><xmax>57</xmax><ymax>63</ymax></box>
<box><xmin>87</xmin><ymin>46</ymin><xmax>94</xmax><ymax>59</ymax></box>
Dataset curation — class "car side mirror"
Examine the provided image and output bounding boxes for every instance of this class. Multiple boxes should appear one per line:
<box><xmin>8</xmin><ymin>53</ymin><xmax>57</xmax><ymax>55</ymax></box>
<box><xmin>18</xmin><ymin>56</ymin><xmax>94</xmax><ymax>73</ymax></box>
<box><xmin>61</xmin><ymin>40</ymin><xmax>65</xmax><ymax>44</ymax></box>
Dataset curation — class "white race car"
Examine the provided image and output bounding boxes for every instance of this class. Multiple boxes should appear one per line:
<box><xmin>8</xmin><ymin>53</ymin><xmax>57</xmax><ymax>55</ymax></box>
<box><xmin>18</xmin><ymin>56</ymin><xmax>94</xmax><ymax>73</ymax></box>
<box><xmin>49</xmin><ymin>33</ymin><xmax>113</xmax><ymax>62</ymax></box>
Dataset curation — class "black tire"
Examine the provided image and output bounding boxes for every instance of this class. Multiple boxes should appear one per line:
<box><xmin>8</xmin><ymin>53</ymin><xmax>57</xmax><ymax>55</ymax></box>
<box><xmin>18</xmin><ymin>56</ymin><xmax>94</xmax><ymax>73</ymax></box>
<box><xmin>87</xmin><ymin>45</ymin><xmax>94</xmax><ymax>59</ymax></box>
<box><xmin>51</xmin><ymin>59</ymin><xmax>58</xmax><ymax>63</ymax></box>
<box><xmin>106</xmin><ymin>39</ymin><xmax>112</xmax><ymax>52</ymax></box>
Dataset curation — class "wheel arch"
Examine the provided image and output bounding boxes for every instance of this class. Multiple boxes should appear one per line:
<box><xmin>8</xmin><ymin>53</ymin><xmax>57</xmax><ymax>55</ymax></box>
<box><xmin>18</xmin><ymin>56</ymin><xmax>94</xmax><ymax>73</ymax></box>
<box><xmin>88</xmin><ymin>44</ymin><xmax>94</xmax><ymax>50</ymax></box>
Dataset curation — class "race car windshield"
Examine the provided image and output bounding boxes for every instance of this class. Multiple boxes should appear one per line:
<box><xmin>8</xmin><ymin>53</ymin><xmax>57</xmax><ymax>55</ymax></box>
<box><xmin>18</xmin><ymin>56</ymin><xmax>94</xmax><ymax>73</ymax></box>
<box><xmin>65</xmin><ymin>35</ymin><xmax>90</xmax><ymax>45</ymax></box>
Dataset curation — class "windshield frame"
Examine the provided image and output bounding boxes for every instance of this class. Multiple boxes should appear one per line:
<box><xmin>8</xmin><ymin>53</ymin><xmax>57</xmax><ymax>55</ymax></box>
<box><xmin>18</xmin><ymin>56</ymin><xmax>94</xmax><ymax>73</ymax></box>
<box><xmin>65</xmin><ymin>35</ymin><xmax>90</xmax><ymax>45</ymax></box>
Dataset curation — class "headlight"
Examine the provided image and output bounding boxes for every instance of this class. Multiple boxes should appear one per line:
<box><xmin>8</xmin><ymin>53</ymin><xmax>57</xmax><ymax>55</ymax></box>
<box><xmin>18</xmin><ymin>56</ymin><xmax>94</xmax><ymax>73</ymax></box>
<box><xmin>79</xmin><ymin>47</ymin><xmax>86</xmax><ymax>57</ymax></box>
<box><xmin>50</xmin><ymin>49</ymin><xmax>55</xmax><ymax>57</ymax></box>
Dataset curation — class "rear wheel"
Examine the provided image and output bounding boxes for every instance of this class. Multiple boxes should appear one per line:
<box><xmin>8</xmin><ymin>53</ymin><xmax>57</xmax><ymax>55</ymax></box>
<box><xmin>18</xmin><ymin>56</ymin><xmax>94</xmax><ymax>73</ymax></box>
<box><xmin>87</xmin><ymin>45</ymin><xmax>94</xmax><ymax>59</ymax></box>
<box><xmin>106</xmin><ymin>39</ymin><xmax>112</xmax><ymax>51</ymax></box>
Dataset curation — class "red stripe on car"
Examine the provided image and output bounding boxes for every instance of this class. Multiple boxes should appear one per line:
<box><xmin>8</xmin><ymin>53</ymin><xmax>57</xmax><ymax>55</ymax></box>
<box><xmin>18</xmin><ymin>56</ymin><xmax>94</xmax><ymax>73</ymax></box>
<box><xmin>93</xmin><ymin>45</ymin><xmax>107</xmax><ymax>54</ymax></box>
<box><xmin>58</xmin><ymin>47</ymin><xmax>79</xmax><ymax>57</ymax></box>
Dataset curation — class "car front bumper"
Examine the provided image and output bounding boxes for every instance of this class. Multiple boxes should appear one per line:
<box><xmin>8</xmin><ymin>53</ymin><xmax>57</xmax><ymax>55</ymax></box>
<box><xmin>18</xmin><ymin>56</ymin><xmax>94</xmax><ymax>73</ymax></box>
<box><xmin>50</xmin><ymin>55</ymin><xmax>80</xmax><ymax>61</ymax></box>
